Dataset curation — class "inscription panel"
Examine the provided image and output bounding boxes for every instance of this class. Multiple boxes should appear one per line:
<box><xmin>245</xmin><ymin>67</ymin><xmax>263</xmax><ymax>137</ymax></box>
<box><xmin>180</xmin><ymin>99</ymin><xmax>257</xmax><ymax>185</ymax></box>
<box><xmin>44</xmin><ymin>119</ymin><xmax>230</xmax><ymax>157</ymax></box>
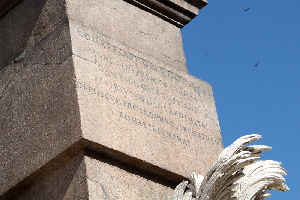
<box><xmin>70</xmin><ymin>22</ymin><xmax>223</xmax><ymax>176</ymax></box>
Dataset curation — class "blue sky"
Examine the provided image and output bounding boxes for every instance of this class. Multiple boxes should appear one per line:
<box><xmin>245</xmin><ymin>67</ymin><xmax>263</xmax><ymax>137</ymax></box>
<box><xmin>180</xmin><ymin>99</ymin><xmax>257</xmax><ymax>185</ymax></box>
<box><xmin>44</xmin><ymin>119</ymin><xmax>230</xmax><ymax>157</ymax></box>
<box><xmin>181</xmin><ymin>0</ymin><xmax>300</xmax><ymax>199</ymax></box>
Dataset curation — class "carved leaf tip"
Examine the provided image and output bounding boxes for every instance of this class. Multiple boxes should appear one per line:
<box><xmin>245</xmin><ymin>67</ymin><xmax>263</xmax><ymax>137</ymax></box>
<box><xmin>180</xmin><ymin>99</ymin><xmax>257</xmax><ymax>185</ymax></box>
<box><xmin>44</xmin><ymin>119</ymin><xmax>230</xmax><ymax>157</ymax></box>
<box><xmin>167</xmin><ymin>134</ymin><xmax>289</xmax><ymax>200</ymax></box>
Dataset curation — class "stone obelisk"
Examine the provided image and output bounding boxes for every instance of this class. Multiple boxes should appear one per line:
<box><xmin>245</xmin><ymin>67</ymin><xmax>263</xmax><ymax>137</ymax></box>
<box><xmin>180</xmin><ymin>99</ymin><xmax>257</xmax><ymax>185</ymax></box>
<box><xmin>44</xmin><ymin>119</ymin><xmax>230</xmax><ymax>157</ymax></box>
<box><xmin>0</xmin><ymin>0</ymin><xmax>223</xmax><ymax>199</ymax></box>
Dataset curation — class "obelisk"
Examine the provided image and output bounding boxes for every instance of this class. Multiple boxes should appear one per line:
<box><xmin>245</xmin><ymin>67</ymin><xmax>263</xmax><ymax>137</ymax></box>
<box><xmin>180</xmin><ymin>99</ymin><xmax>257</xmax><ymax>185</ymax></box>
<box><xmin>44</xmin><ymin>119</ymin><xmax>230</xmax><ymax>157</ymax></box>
<box><xmin>0</xmin><ymin>0</ymin><xmax>223</xmax><ymax>199</ymax></box>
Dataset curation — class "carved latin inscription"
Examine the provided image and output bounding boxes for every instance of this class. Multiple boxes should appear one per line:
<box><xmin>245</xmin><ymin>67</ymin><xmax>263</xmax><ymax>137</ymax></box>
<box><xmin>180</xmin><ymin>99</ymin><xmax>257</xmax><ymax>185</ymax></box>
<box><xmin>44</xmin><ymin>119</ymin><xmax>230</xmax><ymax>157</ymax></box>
<box><xmin>72</xmin><ymin>23</ymin><xmax>222</xmax><ymax>148</ymax></box>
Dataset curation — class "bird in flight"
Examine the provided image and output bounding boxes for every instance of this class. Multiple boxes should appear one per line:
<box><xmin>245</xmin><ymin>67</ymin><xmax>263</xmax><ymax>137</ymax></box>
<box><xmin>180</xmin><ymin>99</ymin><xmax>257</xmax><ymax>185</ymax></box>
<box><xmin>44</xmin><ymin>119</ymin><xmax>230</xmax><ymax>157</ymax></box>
<box><xmin>253</xmin><ymin>61</ymin><xmax>259</xmax><ymax>67</ymax></box>
<box><xmin>243</xmin><ymin>7</ymin><xmax>250</xmax><ymax>12</ymax></box>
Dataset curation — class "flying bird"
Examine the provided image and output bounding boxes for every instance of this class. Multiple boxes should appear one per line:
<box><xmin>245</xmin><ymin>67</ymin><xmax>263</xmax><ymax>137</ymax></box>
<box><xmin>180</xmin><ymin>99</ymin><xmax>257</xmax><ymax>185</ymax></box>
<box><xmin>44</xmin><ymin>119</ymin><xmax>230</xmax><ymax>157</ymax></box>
<box><xmin>243</xmin><ymin>7</ymin><xmax>250</xmax><ymax>12</ymax></box>
<box><xmin>253</xmin><ymin>61</ymin><xmax>259</xmax><ymax>67</ymax></box>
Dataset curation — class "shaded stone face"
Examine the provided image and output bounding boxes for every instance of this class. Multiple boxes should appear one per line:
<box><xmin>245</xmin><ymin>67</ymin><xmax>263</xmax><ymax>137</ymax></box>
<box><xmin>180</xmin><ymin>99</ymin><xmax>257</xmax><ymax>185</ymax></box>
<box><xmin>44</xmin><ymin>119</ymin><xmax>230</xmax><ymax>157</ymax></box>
<box><xmin>121</xmin><ymin>0</ymin><xmax>208</xmax><ymax>27</ymax></box>
<box><xmin>0</xmin><ymin>0</ymin><xmax>68</xmax><ymax>70</ymax></box>
<box><xmin>84</xmin><ymin>150</ymin><xmax>175</xmax><ymax>200</ymax></box>
<box><xmin>0</xmin><ymin>0</ymin><xmax>222</xmax><ymax>199</ymax></box>
<box><xmin>0</xmin><ymin>20</ymin><xmax>83</xmax><ymax>195</ymax></box>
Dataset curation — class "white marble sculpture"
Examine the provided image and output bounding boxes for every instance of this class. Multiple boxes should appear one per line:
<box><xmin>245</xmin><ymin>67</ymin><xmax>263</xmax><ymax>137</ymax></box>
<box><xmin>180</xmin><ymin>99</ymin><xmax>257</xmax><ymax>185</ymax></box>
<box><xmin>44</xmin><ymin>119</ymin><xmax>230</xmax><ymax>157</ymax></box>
<box><xmin>166</xmin><ymin>134</ymin><xmax>289</xmax><ymax>200</ymax></box>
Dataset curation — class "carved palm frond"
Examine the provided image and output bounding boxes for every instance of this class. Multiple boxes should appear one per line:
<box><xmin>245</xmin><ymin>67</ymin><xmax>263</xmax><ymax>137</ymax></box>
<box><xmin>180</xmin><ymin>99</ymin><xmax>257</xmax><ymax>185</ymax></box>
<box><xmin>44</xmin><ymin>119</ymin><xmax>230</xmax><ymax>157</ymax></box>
<box><xmin>233</xmin><ymin>160</ymin><xmax>289</xmax><ymax>200</ymax></box>
<box><xmin>166</xmin><ymin>134</ymin><xmax>289</xmax><ymax>200</ymax></box>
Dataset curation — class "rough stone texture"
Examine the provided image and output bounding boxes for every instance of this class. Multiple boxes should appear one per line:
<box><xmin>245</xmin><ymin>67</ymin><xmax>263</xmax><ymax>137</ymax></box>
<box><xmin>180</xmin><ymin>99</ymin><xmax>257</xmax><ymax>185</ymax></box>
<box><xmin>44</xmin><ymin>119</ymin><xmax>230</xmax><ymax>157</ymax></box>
<box><xmin>1</xmin><ymin>146</ymin><xmax>177</xmax><ymax>200</ymax></box>
<box><xmin>0</xmin><ymin>0</ymin><xmax>208</xmax><ymax>25</ymax></box>
<box><xmin>0</xmin><ymin>20</ymin><xmax>83</xmax><ymax>196</ymax></box>
<box><xmin>123</xmin><ymin>0</ymin><xmax>208</xmax><ymax>27</ymax></box>
<box><xmin>0</xmin><ymin>0</ymin><xmax>68</xmax><ymax>70</ymax></box>
<box><xmin>0</xmin><ymin>0</ymin><xmax>223</xmax><ymax>199</ymax></box>
<box><xmin>2</xmin><ymin>146</ymin><xmax>89</xmax><ymax>200</ymax></box>
<box><xmin>71</xmin><ymin>18</ymin><xmax>223</xmax><ymax>177</ymax></box>
<box><xmin>66</xmin><ymin>0</ymin><xmax>188</xmax><ymax>73</ymax></box>
<box><xmin>85</xmin><ymin>150</ymin><xmax>175</xmax><ymax>200</ymax></box>
<box><xmin>0</xmin><ymin>0</ymin><xmax>21</xmax><ymax>18</ymax></box>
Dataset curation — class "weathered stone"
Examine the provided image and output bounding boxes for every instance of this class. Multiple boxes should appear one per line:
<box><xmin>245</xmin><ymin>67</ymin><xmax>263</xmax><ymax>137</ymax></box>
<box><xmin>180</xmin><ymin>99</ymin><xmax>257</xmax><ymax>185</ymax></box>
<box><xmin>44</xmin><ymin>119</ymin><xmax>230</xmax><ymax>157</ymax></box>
<box><xmin>71</xmin><ymin>21</ymin><xmax>223</xmax><ymax>176</ymax></box>
<box><xmin>0</xmin><ymin>0</ymin><xmax>68</xmax><ymax>70</ymax></box>
<box><xmin>0</xmin><ymin>0</ymin><xmax>222</xmax><ymax>199</ymax></box>
<box><xmin>122</xmin><ymin>0</ymin><xmax>208</xmax><ymax>27</ymax></box>
<box><xmin>84</xmin><ymin>149</ymin><xmax>175</xmax><ymax>199</ymax></box>
<box><xmin>0</xmin><ymin>22</ymin><xmax>82</xmax><ymax>195</ymax></box>
<box><xmin>2</xmin><ymin>145</ymin><xmax>89</xmax><ymax>200</ymax></box>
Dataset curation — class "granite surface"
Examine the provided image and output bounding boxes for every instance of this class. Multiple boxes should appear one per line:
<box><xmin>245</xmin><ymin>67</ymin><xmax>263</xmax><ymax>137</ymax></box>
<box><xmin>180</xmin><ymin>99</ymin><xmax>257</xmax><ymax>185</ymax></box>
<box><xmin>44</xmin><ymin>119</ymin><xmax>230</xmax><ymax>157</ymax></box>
<box><xmin>0</xmin><ymin>0</ymin><xmax>222</xmax><ymax>199</ymax></box>
<box><xmin>71</xmin><ymin>18</ymin><xmax>223</xmax><ymax>176</ymax></box>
